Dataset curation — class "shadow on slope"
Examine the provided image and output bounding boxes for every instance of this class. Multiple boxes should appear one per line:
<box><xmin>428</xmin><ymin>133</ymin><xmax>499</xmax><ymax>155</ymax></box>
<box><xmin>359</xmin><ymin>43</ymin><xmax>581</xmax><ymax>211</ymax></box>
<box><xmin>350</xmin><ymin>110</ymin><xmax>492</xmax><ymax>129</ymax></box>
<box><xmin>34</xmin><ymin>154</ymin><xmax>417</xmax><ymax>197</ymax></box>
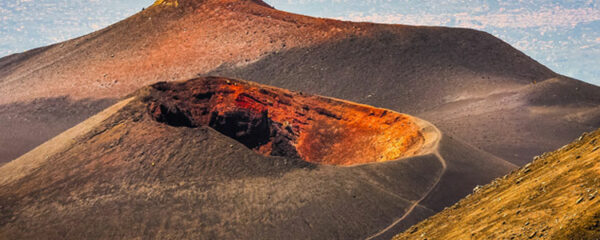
<box><xmin>0</xmin><ymin>97</ymin><xmax>115</xmax><ymax>163</ymax></box>
<box><xmin>419</xmin><ymin>77</ymin><xmax>600</xmax><ymax>165</ymax></box>
<box><xmin>208</xmin><ymin>28</ymin><xmax>555</xmax><ymax>114</ymax></box>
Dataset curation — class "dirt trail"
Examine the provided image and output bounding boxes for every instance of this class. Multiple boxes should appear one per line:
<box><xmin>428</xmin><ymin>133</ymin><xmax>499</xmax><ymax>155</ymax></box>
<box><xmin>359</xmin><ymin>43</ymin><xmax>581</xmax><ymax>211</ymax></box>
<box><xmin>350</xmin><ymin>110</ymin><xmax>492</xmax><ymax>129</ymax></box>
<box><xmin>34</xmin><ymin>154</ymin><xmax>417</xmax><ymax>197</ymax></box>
<box><xmin>365</xmin><ymin>118</ymin><xmax>446</xmax><ymax>240</ymax></box>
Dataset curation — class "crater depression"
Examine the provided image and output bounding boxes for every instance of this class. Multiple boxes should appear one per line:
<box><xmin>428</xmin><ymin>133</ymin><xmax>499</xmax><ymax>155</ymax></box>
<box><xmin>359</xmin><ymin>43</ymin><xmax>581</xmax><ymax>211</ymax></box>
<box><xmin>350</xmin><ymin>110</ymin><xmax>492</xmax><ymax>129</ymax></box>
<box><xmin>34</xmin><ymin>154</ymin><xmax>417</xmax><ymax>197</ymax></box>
<box><xmin>146</xmin><ymin>77</ymin><xmax>425</xmax><ymax>166</ymax></box>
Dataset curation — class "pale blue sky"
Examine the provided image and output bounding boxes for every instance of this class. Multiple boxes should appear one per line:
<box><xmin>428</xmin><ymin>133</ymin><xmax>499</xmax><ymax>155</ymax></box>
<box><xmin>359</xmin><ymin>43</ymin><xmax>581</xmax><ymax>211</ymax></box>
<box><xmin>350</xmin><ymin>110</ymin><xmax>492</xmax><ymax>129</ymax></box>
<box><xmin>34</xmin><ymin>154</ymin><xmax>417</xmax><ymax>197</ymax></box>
<box><xmin>0</xmin><ymin>0</ymin><xmax>598</xmax><ymax>85</ymax></box>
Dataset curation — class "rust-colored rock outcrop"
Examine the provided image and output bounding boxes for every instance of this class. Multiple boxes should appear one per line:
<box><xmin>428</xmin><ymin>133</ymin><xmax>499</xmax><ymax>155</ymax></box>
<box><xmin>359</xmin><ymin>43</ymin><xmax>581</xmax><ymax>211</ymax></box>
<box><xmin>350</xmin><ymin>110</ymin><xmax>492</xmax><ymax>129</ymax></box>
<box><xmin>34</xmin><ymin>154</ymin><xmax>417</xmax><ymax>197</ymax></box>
<box><xmin>147</xmin><ymin>77</ymin><xmax>424</xmax><ymax>165</ymax></box>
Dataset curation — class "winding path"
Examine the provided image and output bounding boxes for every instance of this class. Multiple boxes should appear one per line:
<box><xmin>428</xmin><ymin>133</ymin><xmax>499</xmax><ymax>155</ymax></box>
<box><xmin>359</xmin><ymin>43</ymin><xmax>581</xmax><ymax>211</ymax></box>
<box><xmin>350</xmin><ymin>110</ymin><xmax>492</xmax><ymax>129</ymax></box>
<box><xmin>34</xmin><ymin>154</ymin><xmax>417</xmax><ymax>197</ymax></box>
<box><xmin>365</xmin><ymin>118</ymin><xmax>447</xmax><ymax>240</ymax></box>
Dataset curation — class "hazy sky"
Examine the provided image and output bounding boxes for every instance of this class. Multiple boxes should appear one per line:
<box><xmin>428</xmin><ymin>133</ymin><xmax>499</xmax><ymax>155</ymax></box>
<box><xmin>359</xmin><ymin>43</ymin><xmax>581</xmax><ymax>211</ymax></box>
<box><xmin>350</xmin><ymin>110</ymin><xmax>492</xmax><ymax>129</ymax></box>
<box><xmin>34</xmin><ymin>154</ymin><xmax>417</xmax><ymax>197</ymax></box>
<box><xmin>0</xmin><ymin>0</ymin><xmax>598</xmax><ymax>85</ymax></box>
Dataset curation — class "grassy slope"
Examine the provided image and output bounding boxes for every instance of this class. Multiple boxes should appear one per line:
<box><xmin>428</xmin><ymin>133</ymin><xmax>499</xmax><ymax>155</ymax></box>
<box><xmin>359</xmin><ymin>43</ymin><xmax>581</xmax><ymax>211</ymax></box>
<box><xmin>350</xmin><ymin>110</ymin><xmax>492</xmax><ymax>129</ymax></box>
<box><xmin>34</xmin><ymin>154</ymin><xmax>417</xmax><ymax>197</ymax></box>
<box><xmin>394</xmin><ymin>128</ymin><xmax>600</xmax><ymax>239</ymax></box>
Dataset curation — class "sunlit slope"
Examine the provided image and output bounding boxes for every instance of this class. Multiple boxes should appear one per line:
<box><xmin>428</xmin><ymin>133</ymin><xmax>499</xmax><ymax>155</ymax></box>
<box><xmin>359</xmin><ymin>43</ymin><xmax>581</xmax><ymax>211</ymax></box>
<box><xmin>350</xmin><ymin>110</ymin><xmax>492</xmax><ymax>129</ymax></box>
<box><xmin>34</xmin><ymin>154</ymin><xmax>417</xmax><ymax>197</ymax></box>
<box><xmin>394</xmin><ymin>128</ymin><xmax>600</xmax><ymax>239</ymax></box>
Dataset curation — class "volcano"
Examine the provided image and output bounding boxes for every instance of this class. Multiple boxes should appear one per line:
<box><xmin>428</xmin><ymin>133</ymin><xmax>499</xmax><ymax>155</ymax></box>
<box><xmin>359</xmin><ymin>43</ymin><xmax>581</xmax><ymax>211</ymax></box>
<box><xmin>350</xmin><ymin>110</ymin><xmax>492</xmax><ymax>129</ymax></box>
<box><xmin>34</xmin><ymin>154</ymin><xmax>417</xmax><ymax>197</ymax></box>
<box><xmin>0</xmin><ymin>0</ymin><xmax>598</xmax><ymax>165</ymax></box>
<box><xmin>0</xmin><ymin>0</ymin><xmax>599</xmax><ymax>238</ymax></box>
<box><xmin>0</xmin><ymin>77</ymin><xmax>515</xmax><ymax>239</ymax></box>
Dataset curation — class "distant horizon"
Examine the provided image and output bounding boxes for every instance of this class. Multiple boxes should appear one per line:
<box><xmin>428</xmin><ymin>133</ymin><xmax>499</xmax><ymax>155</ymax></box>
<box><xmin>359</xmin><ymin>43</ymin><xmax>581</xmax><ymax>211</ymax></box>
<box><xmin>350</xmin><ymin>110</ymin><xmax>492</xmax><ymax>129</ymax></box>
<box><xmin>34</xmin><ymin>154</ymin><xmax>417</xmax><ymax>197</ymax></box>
<box><xmin>0</xmin><ymin>0</ymin><xmax>598</xmax><ymax>86</ymax></box>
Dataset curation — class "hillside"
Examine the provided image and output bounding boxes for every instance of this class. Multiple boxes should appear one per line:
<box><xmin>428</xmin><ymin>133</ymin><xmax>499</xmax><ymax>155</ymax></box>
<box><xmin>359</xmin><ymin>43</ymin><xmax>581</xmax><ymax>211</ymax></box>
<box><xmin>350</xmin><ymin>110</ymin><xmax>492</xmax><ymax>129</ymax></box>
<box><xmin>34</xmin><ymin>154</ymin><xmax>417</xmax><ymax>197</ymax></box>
<box><xmin>208</xmin><ymin>34</ymin><xmax>600</xmax><ymax>166</ymax></box>
<box><xmin>0</xmin><ymin>0</ymin><xmax>598</xmax><ymax>164</ymax></box>
<box><xmin>0</xmin><ymin>77</ymin><xmax>515</xmax><ymax>239</ymax></box>
<box><xmin>394</xmin><ymin>128</ymin><xmax>600</xmax><ymax>239</ymax></box>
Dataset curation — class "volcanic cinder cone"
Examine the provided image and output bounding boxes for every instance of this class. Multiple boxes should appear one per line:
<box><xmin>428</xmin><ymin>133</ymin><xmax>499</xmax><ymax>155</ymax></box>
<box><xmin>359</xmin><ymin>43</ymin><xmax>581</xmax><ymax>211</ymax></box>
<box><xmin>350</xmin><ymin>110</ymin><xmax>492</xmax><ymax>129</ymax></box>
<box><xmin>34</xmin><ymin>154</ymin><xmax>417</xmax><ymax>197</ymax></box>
<box><xmin>0</xmin><ymin>77</ymin><xmax>516</xmax><ymax>239</ymax></box>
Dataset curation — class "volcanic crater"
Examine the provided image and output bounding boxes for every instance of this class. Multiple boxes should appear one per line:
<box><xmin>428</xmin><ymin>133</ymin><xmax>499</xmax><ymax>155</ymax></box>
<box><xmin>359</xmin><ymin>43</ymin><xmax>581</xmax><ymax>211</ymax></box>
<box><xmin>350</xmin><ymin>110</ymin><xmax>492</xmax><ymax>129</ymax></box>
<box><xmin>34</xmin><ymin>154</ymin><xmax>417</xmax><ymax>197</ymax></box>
<box><xmin>146</xmin><ymin>77</ymin><xmax>425</xmax><ymax>165</ymax></box>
